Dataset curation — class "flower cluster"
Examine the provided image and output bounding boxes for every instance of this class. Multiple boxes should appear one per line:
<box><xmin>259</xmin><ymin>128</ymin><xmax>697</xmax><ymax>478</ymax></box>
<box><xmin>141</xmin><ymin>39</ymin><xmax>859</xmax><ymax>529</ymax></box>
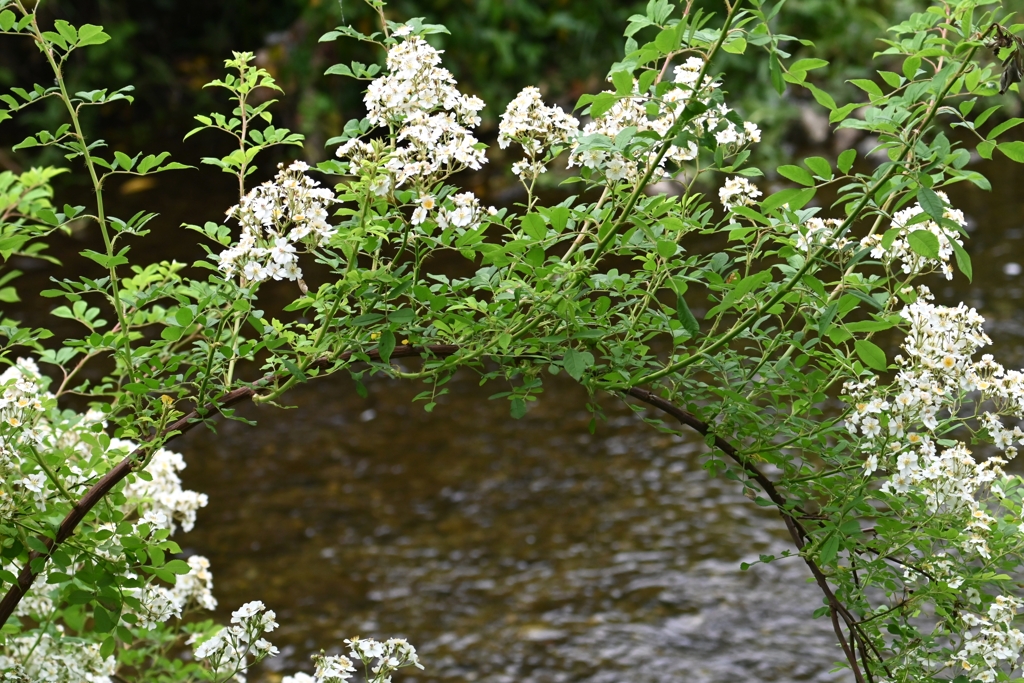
<box><xmin>0</xmin><ymin>356</ymin><xmax>222</xmax><ymax>671</ymax></box>
<box><xmin>410</xmin><ymin>190</ymin><xmax>494</xmax><ymax>231</ymax></box>
<box><xmin>281</xmin><ymin>637</ymin><xmax>423</xmax><ymax>683</ymax></box>
<box><xmin>131</xmin><ymin>554</ymin><xmax>217</xmax><ymax>629</ymax></box>
<box><xmin>782</xmin><ymin>216</ymin><xmax>855</xmax><ymax>254</ymax></box>
<box><xmin>339</xmin><ymin>35</ymin><xmax>486</xmax><ymax>189</ymax></box>
<box><xmin>718</xmin><ymin>176</ymin><xmax>762</xmax><ymax>211</ymax></box>
<box><xmin>860</xmin><ymin>191</ymin><xmax>966</xmax><ymax>280</ymax></box>
<box><xmin>498</xmin><ymin>86</ymin><xmax>579</xmax><ymax>179</ymax></box>
<box><xmin>570</xmin><ymin>57</ymin><xmax>760</xmax><ymax>183</ymax></box>
<box><xmin>843</xmin><ymin>287</ymin><xmax>1024</xmax><ymax>676</ymax></box>
<box><xmin>122</xmin><ymin>442</ymin><xmax>209</xmax><ymax>533</ymax></box>
<box><xmin>193</xmin><ymin>600</ymin><xmax>280</xmax><ymax>682</ymax></box>
<box><xmin>218</xmin><ymin>161</ymin><xmax>338</xmax><ymax>285</ymax></box>
<box><xmin>0</xmin><ymin>361</ymin><xmax>50</xmax><ymax>519</ymax></box>
<box><xmin>0</xmin><ymin>630</ymin><xmax>116</xmax><ymax>683</ymax></box>
<box><xmin>952</xmin><ymin>595</ymin><xmax>1024</xmax><ymax>682</ymax></box>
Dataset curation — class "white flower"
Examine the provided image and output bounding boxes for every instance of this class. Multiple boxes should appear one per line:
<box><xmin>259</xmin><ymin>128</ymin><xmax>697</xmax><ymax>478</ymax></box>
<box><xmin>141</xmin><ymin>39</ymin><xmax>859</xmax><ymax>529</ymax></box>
<box><xmin>231</xmin><ymin>600</ymin><xmax>265</xmax><ymax>623</ymax></box>
<box><xmin>351</xmin><ymin>36</ymin><xmax>486</xmax><ymax>186</ymax></box>
<box><xmin>498</xmin><ymin>86</ymin><xmax>578</xmax><ymax>179</ymax></box>
<box><xmin>719</xmin><ymin>176</ymin><xmax>761</xmax><ymax>211</ymax></box>
<box><xmin>314</xmin><ymin>653</ymin><xmax>356</xmax><ymax>681</ymax></box>
<box><xmin>604</xmin><ymin>158</ymin><xmax>629</xmax><ymax>182</ymax></box>
<box><xmin>568</xmin><ymin>59</ymin><xmax>758</xmax><ymax>180</ymax></box>
<box><xmin>19</xmin><ymin>472</ymin><xmax>45</xmax><ymax>494</ymax></box>
<box><xmin>860</xmin><ymin>191</ymin><xmax>966</xmax><ymax>279</ymax></box>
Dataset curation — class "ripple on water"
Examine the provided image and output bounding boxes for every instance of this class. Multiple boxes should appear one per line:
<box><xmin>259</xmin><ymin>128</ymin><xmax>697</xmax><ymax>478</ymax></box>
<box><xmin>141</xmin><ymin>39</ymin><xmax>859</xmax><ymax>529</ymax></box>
<box><xmin>181</xmin><ymin>372</ymin><xmax>851</xmax><ymax>682</ymax></box>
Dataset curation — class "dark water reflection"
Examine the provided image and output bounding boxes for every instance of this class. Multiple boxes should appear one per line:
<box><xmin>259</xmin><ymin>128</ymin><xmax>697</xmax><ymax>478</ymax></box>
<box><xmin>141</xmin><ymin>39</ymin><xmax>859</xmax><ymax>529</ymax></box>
<box><xmin>179</xmin><ymin>373</ymin><xmax>847</xmax><ymax>682</ymax></box>
<box><xmin>11</xmin><ymin>146</ymin><xmax>1024</xmax><ymax>681</ymax></box>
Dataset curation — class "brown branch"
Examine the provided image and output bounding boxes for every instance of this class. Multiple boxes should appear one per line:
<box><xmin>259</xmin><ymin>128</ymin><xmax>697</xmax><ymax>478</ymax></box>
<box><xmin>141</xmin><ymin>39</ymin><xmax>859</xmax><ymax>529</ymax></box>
<box><xmin>624</xmin><ymin>387</ymin><xmax>868</xmax><ymax>683</ymax></box>
<box><xmin>0</xmin><ymin>344</ymin><xmax>460</xmax><ymax>627</ymax></box>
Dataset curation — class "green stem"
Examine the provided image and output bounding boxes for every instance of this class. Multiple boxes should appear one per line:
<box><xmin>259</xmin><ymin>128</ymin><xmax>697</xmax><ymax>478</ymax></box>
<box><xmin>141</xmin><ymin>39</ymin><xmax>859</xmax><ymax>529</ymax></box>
<box><xmin>34</xmin><ymin>18</ymin><xmax>136</xmax><ymax>383</ymax></box>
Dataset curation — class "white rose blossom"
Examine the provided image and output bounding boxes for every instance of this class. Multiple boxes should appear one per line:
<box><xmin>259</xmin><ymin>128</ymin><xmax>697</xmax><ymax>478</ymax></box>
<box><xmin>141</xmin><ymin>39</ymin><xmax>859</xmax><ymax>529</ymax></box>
<box><xmin>499</xmin><ymin>86</ymin><xmax>579</xmax><ymax>180</ymax></box>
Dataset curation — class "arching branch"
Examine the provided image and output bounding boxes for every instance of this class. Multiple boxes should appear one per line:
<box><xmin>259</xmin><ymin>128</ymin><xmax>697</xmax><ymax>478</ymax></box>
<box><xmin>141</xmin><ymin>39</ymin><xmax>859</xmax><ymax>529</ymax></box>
<box><xmin>623</xmin><ymin>387</ymin><xmax>870</xmax><ymax>683</ymax></box>
<box><xmin>0</xmin><ymin>348</ymin><xmax>876</xmax><ymax>683</ymax></box>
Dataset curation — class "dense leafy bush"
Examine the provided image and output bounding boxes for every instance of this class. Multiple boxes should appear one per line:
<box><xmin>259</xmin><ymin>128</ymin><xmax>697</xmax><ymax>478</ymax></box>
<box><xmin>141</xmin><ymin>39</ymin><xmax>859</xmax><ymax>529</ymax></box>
<box><xmin>4</xmin><ymin>0</ymin><xmax>1024</xmax><ymax>681</ymax></box>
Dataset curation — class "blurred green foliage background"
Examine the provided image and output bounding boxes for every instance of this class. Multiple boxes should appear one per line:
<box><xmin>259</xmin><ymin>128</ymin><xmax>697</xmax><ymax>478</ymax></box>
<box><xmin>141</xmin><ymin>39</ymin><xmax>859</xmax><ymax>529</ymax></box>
<box><xmin>2</xmin><ymin>0</ymin><xmax>1022</xmax><ymax>169</ymax></box>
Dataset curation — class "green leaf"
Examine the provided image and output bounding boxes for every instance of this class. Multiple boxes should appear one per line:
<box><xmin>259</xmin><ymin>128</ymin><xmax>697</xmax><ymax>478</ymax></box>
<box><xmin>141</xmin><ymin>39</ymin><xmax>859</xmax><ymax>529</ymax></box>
<box><xmin>986</xmin><ymin>117</ymin><xmax>1024</xmax><ymax>140</ymax></box>
<box><xmin>921</xmin><ymin>185</ymin><xmax>942</xmax><ymax>223</ymax></box>
<box><xmin>160</xmin><ymin>326</ymin><xmax>183</xmax><ymax>341</ymax></box>
<box><xmin>100</xmin><ymin>635</ymin><xmax>115</xmax><ymax>659</ymax></box>
<box><xmin>54</xmin><ymin>20</ymin><xmax>78</xmax><ymax>45</ymax></box>
<box><xmin>93</xmin><ymin>605</ymin><xmax>118</xmax><ymax>633</ymax></box>
<box><xmin>805</xmin><ymin>83</ymin><xmax>836</xmax><ymax>111</ymax></box>
<box><xmin>562</xmin><ymin>348</ymin><xmax>595</xmax><ymax>381</ymax></box>
<box><xmin>769</xmin><ymin>53</ymin><xmax>785</xmax><ymax>95</ymax></box>
<box><xmin>854</xmin><ymin>340</ymin><xmax>887</xmax><ymax>371</ymax></box>
<box><xmin>510</xmin><ymin>397</ymin><xmax>527</xmax><ymax>419</ymax></box>
<box><xmin>654</xmin><ymin>27</ymin><xmax>678</xmax><ymax>53</ymax></box>
<box><xmin>164</xmin><ymin>559</ymin><xmax>191</xmax><ymax>574</ymax></box>
<box><xmin>804</xmin><ymin>157</ymin><xmax>832</xmax><ymax>179</ymax></box>
<box><xmin>378</xmin><ymin>329</ymin><xmax>396</xmax><ymax>365</ymax></box>
<box><xmin>547</xmin><ymin>206</ymin><xmax>570</xmax><ymax>233</ymax></box>
<box><xmin>903</xmin><ymin>55</ymin><xmax>921</xmax><ymax>80</ymax></box>
<box><xmin>998</xmin><ymin>141</ymin><xmax>1024</xmax><ymax>163</ymax></box>
<box><xmin>907</xmin><ymin>230</ymin><xmax>940</xmax><ymax>259</ymax></box>
<box><xmin>77</xmin><ymin>24</ymin><xmax>110</xmax><ymax>47</ymax></box>
<box><xmin>589</xmin><ymin>93</ymin><xmax>618</xmax><ymax>118</ymax></box>
<box><xmin>656</xmin><ymin>239</ymin><xmax>677</xmax><ymax>258</ymax></box>
<box><xmin>916</xmin><ymin>187</ymin><xmax>945</xmax><ymax>223</ymax></box>
<box><xmin>845</xmin><ymin>319</ymin><xmax>896</xmax><ymax>333</ymax></box>
<box><xmin>791</xmin><ymin>58</ymin><xmax>828</xmax><ymax>72</ymax></box>
<box><xmin>762</xmin><ymin>187</ymin><xmax>815</xmax><ymax>213</ymax></box>
<box><xmin>828</xmin><ymin>102</ymin><xmax>859</xmax><ymax>124</ymax></box>
<box><xmin>351</xmin><ymin>313</ymin><xmax>384</xmax><ymax>326</ymax></box>
<box><xmin>281</xmin><ymin>358</ymin><xmax>308</xmax><ymax>383</ymax></box>
<box><xmin>819</xmin><ymin>534</ymin><xmax>840</xmax><ymax>565</ymax></box>
<box><xmin>722</xmin><ymin>37</ymin><xmax>746</xmax><ymax>54</ymax></box>
<box><xmin>849</xmin><ymin>78</ymin><xmax>883</xmax><ymax>98</ymax></box>
<box><xmin>976</xmin><ymin>140</ymin><xmax>995</xmax><ymax>160</ymax></box>
<box><xmin>675</xmin><ymin>296</ymin><xmax>699</xmax><ymax>337</ymax></box>
<box><xmin>777</xmin><ymin>164</ymin><xmax>815</xmax><ymax>186</ymax></box>
<box><xmin>521</xmin><ymin>213</ymin><xmax>547</xmax><ymax>240</ymax></box>
<box><xmin>174</xmin><ymin>307</ymin><xmax>193</xmax><ymax>327</ymax></box>
<box><xmin>325</xmin><ymin>63</ymin><xmax>354</xmax><ymax>77</ymax></box>
<box><xmin>878</xmin><ymin>70</ymin><xmax>902</xmax><ymax>89</ymax></box>
<box><xmin>950</xmin><ymin>240</ymin><xmax>973</xmax><ymax>282</ymax></box>
<box><xmin>611</xmin><ymin>69</ymin><xmax>633</xmax><ymax>96</ymax></box>
<box><xmin>837</xmin><ymin>149</ymin><xmax>857</xmax><ymax>174</ymax></box>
